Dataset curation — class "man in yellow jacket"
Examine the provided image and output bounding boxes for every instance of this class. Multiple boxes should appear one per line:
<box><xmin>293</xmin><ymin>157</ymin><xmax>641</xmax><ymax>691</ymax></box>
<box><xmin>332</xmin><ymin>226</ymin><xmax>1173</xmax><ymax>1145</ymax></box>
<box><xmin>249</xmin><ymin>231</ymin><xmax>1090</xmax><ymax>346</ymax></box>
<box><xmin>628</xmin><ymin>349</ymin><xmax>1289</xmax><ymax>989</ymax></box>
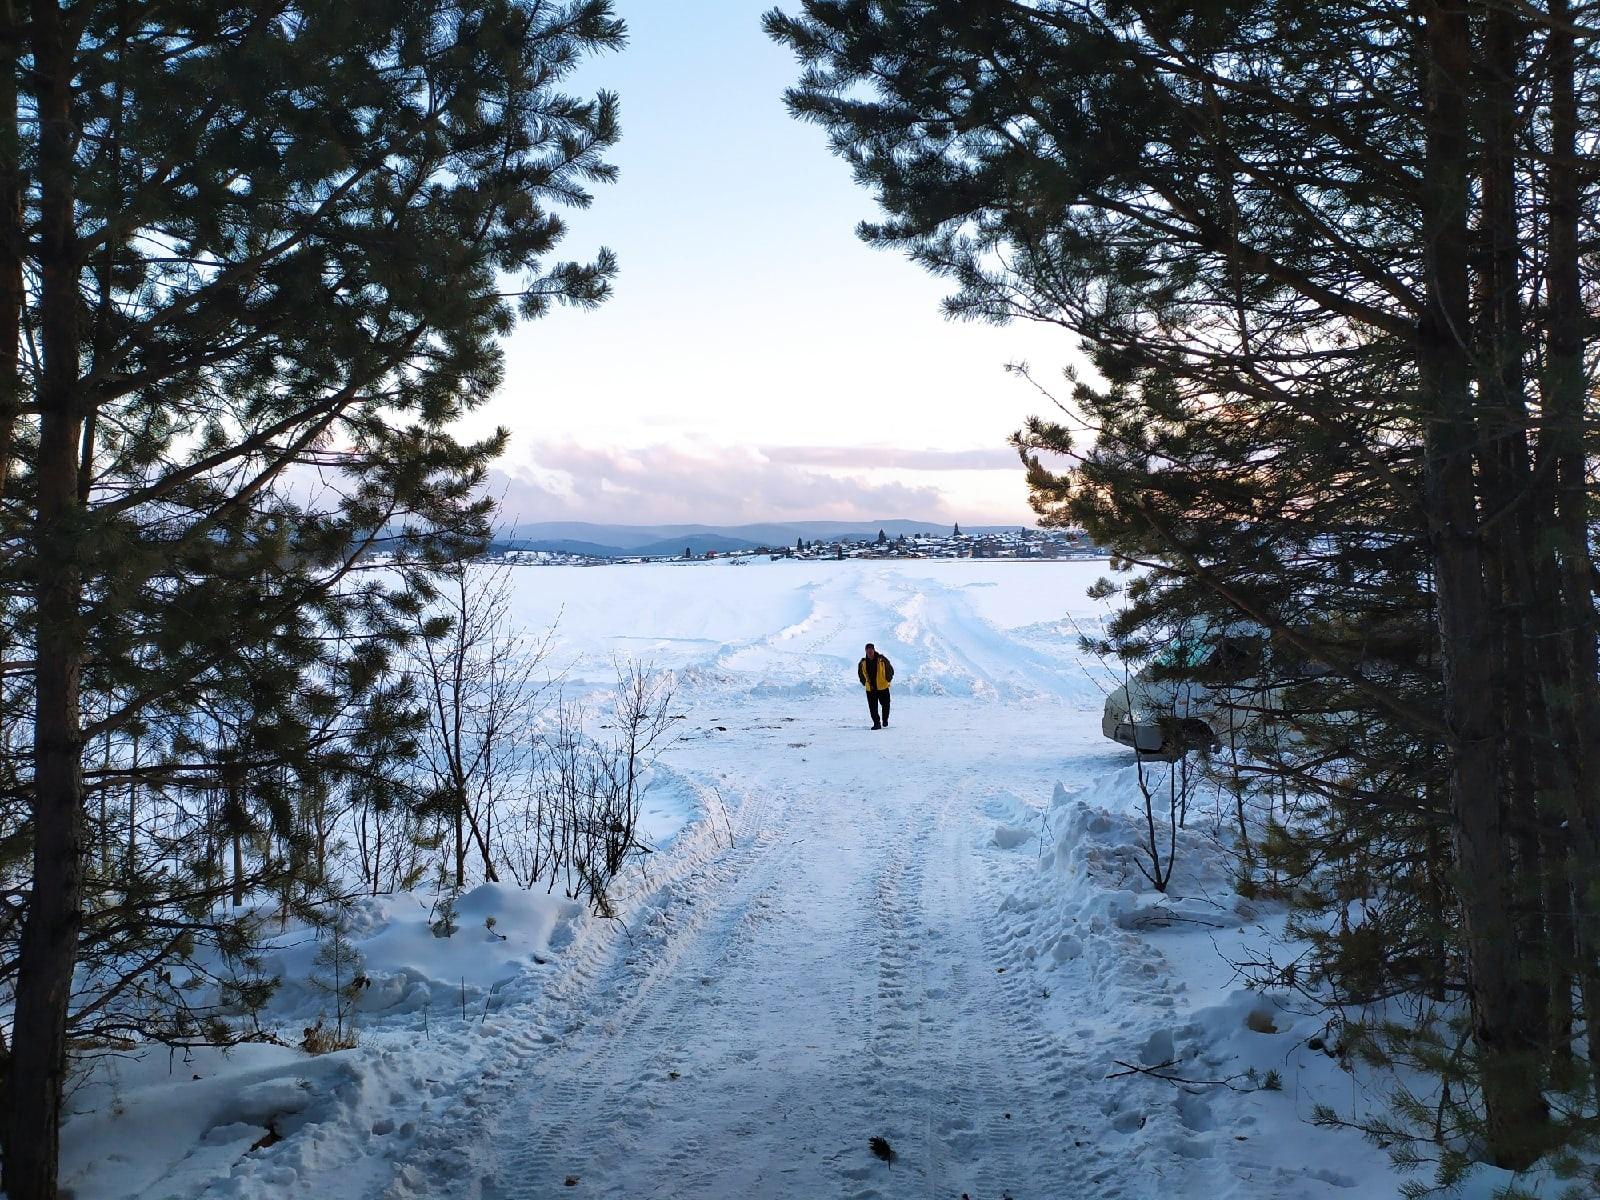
<box><xmin>857</xmin><ymin>643</ymin><xmax>895</xmax><ymax>729</ymax></box>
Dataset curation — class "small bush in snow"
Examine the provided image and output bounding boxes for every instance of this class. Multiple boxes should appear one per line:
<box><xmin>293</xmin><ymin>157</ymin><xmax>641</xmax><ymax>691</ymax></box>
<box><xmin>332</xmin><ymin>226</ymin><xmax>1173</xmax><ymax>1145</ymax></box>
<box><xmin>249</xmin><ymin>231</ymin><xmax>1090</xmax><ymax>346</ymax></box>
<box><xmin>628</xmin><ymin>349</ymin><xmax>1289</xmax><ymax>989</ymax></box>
<box><xmin>514</xmin><ymin>664</ymin><xmax>679</xmax><ymax>914</ymax></box>
<box><xmin>430</xmin><ymin>893</ymin><xmax>459</xmax><ymax>939</ymax></box>
<box><xmin>300</xmin><ymin>1017</ymin><xmax>358</xmax><ymax>1056</ymax></box>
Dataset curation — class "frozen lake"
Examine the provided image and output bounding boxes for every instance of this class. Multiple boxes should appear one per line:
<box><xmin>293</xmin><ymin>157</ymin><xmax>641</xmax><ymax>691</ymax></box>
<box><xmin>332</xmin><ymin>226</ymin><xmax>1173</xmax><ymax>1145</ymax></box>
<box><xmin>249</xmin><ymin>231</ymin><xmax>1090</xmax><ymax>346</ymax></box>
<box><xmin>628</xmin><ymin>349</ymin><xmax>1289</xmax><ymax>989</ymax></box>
<box><xmin>503</xmin><ymin>557</ymin><xmax>1121</xmax><ymax>700</ymax></box>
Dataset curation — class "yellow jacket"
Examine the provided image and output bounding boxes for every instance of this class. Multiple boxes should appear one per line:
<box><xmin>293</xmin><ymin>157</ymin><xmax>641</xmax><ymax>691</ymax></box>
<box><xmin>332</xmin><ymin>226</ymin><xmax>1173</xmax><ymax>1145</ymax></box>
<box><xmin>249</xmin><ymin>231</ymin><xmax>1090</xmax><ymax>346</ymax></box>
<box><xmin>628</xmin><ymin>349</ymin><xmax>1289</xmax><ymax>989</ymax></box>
<box><xmin>857</xmin><ymin>654</ymin><xmax>894</xmax><ymax>690</ymax></box>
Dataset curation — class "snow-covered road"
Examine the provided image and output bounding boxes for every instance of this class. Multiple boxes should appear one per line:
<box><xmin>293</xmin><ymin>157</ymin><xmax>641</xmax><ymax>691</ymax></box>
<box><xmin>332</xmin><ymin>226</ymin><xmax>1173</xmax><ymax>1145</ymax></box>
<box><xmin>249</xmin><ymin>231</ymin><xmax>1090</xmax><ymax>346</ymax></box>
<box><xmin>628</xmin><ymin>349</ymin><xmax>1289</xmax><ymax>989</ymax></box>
<box><xmin>466</xmin><ymin>696</ymin><xmax>1115</xmax><ymax>1200</ymax></box>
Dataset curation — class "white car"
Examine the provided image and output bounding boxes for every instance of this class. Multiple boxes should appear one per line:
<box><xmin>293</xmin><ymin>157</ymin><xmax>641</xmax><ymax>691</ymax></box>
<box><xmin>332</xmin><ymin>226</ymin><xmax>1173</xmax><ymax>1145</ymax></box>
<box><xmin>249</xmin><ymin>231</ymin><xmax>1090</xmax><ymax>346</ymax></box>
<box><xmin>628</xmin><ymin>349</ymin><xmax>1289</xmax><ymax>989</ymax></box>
<box><xmin>1101</xmin><ymin>635</ymin><xmax>1265</xmax><ymax>760</ymax></box>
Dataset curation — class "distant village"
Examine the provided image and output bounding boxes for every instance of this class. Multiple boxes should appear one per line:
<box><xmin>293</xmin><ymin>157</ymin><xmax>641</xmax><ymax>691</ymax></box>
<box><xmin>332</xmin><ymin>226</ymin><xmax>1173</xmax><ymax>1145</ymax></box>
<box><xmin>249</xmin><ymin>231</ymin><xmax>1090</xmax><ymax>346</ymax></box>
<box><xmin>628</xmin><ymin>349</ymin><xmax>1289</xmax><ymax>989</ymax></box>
<box><xmin>490</xmin><ymin>525</ymin><xmax>1109</xmax><ymax>567</ymax></box>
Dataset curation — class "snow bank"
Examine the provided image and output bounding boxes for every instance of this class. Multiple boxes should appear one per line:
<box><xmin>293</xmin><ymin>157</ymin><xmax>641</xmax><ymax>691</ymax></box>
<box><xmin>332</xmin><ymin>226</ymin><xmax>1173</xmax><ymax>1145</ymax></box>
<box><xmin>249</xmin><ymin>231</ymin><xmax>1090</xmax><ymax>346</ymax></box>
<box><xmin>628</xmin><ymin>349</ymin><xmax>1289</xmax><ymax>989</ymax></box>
<box><xmin>977</xmin><ymin>765</ymin><xmax>1579</xmax><ymax>1199</ymax></box>
<box><xmin>256</xmin><ymin>884</ymin><xmax>582</xmax><ymax>1026</ymax></box>
<box><xmin>57</xmin><ymin>879</ymin><xmax>596</xmax><ymax>1199</ymax></box>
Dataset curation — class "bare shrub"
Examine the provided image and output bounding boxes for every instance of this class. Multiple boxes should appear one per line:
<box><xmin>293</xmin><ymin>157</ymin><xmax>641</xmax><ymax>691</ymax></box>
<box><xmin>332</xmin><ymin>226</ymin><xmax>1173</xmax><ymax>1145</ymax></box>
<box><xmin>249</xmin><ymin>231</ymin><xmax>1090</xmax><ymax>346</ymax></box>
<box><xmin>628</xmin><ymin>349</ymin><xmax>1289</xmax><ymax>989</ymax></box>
<box><xmin>408</xmin><ymin>558</ymin><xmax>554</xmax><ymax>892</ymax></box>
<box><xmin>1132</xmin><ymin>747</ymin><xmax>1200</xmax><ymax>893</ymax></box>
<box><xmin>511</xmin><ymin>664</ymin><xmax>679</xmax><ymax>914</ymax></box>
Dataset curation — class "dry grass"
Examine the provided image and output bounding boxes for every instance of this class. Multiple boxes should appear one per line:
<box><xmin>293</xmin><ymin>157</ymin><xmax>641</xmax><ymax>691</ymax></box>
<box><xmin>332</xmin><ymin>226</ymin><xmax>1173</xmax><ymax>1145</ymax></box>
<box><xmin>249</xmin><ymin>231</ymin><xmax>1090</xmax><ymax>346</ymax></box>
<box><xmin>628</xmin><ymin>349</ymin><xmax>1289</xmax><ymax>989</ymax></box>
<box><xmin>300</xmin><ymin>1018</ymin><xmax>358</xmax><ymax>1055</ymax></box>
<box><xmin>1245</xmin><ymin>1008</ymin><xmax>1279</xmax><ymax>1034</ymax></box>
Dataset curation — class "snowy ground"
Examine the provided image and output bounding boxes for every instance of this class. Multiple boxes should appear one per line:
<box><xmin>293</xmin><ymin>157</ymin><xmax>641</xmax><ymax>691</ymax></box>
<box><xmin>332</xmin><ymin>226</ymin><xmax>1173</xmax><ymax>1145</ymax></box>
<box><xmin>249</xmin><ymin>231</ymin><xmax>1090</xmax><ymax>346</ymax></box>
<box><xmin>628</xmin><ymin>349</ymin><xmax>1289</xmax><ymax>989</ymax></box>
<box><xmin>59</xmin><ymin>560</ymin><xmax>1524</xmax><ymax>1200</ymax></box>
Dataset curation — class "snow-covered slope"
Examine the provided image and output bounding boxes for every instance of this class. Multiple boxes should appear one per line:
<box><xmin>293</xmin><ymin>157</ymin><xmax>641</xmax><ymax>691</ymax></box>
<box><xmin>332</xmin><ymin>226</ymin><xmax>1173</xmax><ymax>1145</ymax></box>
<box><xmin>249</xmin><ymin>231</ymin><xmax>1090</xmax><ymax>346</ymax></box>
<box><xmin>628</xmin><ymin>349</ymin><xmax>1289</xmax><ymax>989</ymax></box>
<box><xmin>58</xmin><ymin>560</ymin><xmax>1531</xmax><ymax>1200</ymax></box>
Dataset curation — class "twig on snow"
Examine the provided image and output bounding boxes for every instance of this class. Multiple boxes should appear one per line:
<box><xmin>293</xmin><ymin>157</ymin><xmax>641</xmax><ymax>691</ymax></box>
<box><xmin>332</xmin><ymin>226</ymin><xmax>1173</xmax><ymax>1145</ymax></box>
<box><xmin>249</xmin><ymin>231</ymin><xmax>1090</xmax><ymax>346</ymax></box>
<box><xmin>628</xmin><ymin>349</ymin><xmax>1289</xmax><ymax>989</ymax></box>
<box><xmin>1107</xmin><ymin>1058</ymin><xmax>1255</xmax><ymax>1092</ymax></box>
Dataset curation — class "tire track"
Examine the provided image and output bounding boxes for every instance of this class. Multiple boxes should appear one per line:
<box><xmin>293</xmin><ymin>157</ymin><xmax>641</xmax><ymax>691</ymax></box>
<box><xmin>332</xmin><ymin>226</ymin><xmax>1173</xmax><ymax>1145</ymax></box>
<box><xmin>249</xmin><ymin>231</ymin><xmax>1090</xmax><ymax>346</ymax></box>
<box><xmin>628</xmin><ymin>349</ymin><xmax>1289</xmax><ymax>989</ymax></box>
<box><xmin>378</xmin><ymin>780</ymin><xmax>786</xmax><ymax>1200</ymax></box>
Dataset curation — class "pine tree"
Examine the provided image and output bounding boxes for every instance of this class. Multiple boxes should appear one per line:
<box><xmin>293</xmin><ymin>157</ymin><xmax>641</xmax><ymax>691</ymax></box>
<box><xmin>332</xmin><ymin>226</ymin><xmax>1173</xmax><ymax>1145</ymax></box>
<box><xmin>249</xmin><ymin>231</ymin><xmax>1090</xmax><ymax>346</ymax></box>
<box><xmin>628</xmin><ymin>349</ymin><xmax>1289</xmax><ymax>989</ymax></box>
<box><xmin>769</xmin><ymin>0</ymin><xmax>1597</xmax><ymax>1172</ymax></box>
<box><xmin>309</xmin><ymin>917</ymin><xmax>366</xmax><ymax>1050</ymax></box>
<box><xmin>0</xmin><ymin>4</ymin><xmax>625</xmax><ymax>1196</ymax></box>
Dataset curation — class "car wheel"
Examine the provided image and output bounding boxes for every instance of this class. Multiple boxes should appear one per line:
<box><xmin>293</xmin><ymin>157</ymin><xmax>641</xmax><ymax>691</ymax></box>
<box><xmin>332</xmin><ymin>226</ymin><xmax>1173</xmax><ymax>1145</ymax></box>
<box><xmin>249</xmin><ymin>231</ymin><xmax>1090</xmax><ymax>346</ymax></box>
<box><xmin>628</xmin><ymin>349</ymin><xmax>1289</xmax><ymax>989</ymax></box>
<box><xmin>1176</xmin><ymin>718</ymin><xmax>1218</xmax><ymax>756</ymax></box>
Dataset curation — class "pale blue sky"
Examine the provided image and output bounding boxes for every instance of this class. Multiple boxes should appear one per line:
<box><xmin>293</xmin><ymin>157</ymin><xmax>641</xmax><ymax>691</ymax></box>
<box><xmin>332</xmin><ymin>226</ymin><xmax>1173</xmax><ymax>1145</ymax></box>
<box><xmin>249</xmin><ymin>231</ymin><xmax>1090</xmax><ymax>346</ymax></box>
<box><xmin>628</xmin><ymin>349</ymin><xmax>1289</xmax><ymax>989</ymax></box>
<box><xmin>474</xmin><ymin>0</ymin><xmax>1084</xmax><ymax>526</ymax></box>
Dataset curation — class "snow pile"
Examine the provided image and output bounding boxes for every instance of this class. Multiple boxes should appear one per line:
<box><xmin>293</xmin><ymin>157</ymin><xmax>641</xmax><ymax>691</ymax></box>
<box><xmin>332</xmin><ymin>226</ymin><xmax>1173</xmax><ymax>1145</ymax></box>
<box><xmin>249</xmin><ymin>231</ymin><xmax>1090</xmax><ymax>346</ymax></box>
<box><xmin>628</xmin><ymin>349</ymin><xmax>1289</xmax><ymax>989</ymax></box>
<box><xmin>57</xmin><ymin>882</ymin><xmax>571</xmax><ymax>1199</ymax></box>
<box><xmin>972</xmin><ymin>774</ymin><xmax>1380</xmax><ymax>1193</ymax></box>
<box><xmin>986</xmin><ymin>774</ymin><xmax>1249</xmax><ymax>1027</ymax></box>
<box><xmin>59</xmin><ymin>830</ymin><xmax>700</xmax><ymax>1199</ymax></box>
<box><xmin>975</xmin><ymin>763</ymin><xmax>1571</xmax><ymax>1198</ymax></box>
<box><xmin>258</xmin><ymin>884</ymin><xmax>583</xmax><ymax>1026</ymax></box>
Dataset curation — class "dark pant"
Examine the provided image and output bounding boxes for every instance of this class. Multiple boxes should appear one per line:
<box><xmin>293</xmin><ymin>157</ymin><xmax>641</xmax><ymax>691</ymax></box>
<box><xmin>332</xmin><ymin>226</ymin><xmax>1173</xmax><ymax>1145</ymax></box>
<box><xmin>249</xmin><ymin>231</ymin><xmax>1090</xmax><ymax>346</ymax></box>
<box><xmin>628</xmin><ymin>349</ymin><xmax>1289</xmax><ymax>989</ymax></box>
<box><xmin>867</xmin><ymin>689</ymin><xmax>891</xmax><ymax>726</ymax></box>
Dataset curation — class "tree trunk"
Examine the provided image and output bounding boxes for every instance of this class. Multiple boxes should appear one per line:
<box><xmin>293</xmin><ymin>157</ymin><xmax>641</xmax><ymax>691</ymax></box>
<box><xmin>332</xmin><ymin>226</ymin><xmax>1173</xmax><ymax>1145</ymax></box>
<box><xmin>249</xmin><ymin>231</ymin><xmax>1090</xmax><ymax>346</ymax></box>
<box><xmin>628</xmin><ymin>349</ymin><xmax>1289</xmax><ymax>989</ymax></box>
<box><xmin>1541</xmin><ymin>813</ymin><xmax>1577</xmax><ymax>1085</ymax></box>
<box><xmin>0</xmin><ymin>32</ymin><xmax>23</xmax><ymax>1160</ymax></box>
<box><xmin>126</xmin><ymin>731</ymin><xmax>138</xmax><ymax>873</ymax></box>
<box><xmin>0</xmin><ymin>0</ymin><xmax>23</xmax><ymax>504</ymax></box>
<box><xmin>1474</xmin><ymin>0</ymin><xmax>1552</xmax><ymax>1049</ymax></box>
<box><xmin>1416</xmin><ymin>0</ymin><xmax>1547</xmax><ymax>1168</ymax></box>
<box><xmin>1542</xmin><ymin>0</ymin><xmax>1600</xmax><ymax>1103</ymax></box>
<box><xmin>4</xmin><ymin>4</ymin><xmax>84</xmax><ymax>1198</ymax></box>
<box><xmin>454</xmin><ymin>785</ymin><xmax>466</xmax><ymax>891</ymax></box>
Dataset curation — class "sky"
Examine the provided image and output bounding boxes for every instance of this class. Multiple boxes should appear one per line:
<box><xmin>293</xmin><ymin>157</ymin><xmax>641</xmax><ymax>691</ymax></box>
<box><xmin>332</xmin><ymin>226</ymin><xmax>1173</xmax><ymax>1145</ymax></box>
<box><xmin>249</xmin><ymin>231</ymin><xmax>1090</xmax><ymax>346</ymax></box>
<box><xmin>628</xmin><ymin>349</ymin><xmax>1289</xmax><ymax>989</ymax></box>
<box><xmin>472</xmin><ymin>0</ymin><xmax>1088</xmax><ymax>528</ymax></box>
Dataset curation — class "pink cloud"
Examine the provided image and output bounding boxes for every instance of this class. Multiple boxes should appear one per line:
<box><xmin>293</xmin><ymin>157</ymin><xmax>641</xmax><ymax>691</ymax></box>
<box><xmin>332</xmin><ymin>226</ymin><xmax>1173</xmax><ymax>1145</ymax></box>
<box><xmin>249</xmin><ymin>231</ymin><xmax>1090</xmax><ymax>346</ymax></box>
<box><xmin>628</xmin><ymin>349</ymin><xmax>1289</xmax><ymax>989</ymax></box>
<box><xmin>759</xmin><ymin>445</ymin><xmax>1021</xmax><ymax>471</ymax></box>
<box><xmin>488</xmin><ymin>442</ymin><xmax>958</xmax><ymax>525</ymax></box>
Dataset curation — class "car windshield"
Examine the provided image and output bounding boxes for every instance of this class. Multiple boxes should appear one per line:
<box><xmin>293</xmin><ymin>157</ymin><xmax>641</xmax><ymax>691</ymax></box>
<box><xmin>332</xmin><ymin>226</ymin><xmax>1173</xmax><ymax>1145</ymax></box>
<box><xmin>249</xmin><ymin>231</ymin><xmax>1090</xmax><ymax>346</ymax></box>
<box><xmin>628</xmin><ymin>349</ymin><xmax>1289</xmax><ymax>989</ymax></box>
<box><xmin>1150</xmin><ymin>635</ymin><xmax>1264</xmax><ymax>683</ymax></box>
<box><xmin>1154</xmin><ymin>641</ymin><xmax>1209</xmax><ymax>670</ymax></box>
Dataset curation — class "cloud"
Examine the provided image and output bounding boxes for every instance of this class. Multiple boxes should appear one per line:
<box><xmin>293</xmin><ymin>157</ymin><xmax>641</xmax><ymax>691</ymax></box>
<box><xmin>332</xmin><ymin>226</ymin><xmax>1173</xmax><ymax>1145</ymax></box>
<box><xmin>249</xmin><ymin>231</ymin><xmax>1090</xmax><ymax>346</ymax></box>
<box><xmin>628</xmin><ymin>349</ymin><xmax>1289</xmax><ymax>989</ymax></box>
<box><xmin>487</xmin><ymin>441</ymin><xmax>956</xmax><ymax>525</ymax></box>
<box><xmin>760</xmin><ymin>445</ymin><xmax>1022</xmax><ymax>471</ymax></box>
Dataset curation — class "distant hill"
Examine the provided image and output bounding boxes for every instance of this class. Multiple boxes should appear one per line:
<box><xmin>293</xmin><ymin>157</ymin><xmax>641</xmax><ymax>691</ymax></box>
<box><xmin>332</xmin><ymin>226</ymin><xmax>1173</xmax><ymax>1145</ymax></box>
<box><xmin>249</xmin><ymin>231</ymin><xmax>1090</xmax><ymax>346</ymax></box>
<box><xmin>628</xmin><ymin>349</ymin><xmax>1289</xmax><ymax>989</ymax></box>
<box><xmin>498</xmin><ymin>520</ymin><xmax>1027</xmax><ymax>557</ymax></box>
